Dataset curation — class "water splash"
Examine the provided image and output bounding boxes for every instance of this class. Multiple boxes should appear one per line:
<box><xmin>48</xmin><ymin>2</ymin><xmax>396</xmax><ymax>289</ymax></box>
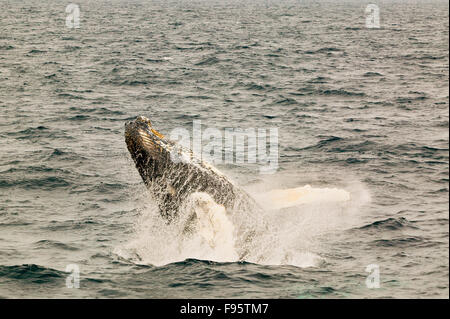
<box><xmin>179</xmin><ymin>192</ymin><xmax>239</xmax><ymax>262</ymax></box>
<box><xmin>116</xmin><ymin>182</ymin><xmax>369</xmax><ymax>268</ymax></box>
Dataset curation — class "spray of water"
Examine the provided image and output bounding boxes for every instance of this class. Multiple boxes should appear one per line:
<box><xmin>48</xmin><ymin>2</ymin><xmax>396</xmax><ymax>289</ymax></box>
<box><xmin>116</xmin><ymin>179</ymin><xmax>370</xmax><ymax>268</ymax></box>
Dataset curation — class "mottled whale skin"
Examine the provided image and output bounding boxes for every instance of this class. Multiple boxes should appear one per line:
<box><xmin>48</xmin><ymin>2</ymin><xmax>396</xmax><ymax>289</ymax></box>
<box><xmin>124</xmin><ymin>116</ymin><xmax>257</xmax><ymax>220</ymax></box>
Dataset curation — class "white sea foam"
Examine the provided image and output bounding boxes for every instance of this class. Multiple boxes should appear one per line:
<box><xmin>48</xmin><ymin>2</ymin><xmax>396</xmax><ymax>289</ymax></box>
<box><xmin>116</xmin><ymin>181</ymin><xmax>370</xmax><ymax>268</ymax></box>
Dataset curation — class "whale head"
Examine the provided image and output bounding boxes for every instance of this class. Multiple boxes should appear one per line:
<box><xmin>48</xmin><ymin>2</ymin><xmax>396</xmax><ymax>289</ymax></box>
<box><xmin>125</xmin><ymin>116</ymin><xmax>171</xmax><ymax>185</ymax></box>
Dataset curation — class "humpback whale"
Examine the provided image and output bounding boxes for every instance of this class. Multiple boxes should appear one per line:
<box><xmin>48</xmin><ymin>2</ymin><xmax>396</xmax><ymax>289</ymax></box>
<box><xmin>125</xmin><ymin>116</ymin><xmax>267</xmax><ymax>260</ymax></box>
<box><xmin>124</xmin><ymin>116</ymin><xmax>258</xmax><ymax>221</ymax></box>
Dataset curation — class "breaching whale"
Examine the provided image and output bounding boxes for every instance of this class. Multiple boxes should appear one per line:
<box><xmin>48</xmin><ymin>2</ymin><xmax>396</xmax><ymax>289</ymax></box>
<box><xmin>124</xmin><ymin>116</ymin><xmax>352</xmax><ymax>264</ymax></box>
<box><xmin>125</xmin><ymin>116</ymin><xmax>267</xmax><ymax>260</ymax></box>
<box><xmin>124</xmin><ymin>116</ymin><xmax>258</xmax><ymax>220</ymax></box>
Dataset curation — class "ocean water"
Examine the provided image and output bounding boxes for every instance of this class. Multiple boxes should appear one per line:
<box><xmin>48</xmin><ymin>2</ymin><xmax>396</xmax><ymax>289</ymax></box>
<box><xmin>0</xmin><ymin>0</ymin><xmax>448</xmax><ymax>298</ymax></box>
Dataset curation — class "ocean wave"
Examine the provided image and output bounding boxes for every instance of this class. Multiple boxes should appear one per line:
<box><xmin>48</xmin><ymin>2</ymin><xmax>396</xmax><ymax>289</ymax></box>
<box><xmin>358</xmin><ymin>217</ymin><xmax>417</xmax><ymax>231</ymax></box>
<box><xmin>315</xmin><ymin>88</ymin><xmax>366</xmax><ymax>97</ymax></box>
<box><xmin>194</xmin><ymin>56</ymin><xmax>220</xmax><ymax>66</ymax></box>
<box><xmin>363</xmin><ymin>72</ymin><xmax>383</xmax><ymax>77</ymax></box>
<box><xmin>33</xmin><ymin>240</ymin><xmax>80</xmax><ymax>251</ymax></box>
<box><xmin>47</xmin><ymin>149</ymin><xmax>88</xmax><ymax>161</ymax></box>
<box><xmin>370</xmin><ymin>236</ymin><xmax>440</xmax><ymax>248</ymax></box>
<box><xmin>42</xmin><ymin>219</ymin><xmax>99</xmax><ymax>231</ymax></box>
<box><xmin>0</xmin><ymin>176</ymin><xmax>71</xmax><ymax>190</ymax></box>
<box><xmin>304</xmin><ymin>47</ymin><xmax>343</xmax><ymax>54</ymax></box>
<box><xmin>0</xmin><ymin>264</ymin><xmax>64</xmax><ymax>283</ymax></box>
<box><xmin>0</xmin><ymin>165</ymin><xmax>68</xmax><ymax>175</ymax></box>
<box><xmin>7</xmin><ymin>127</ymin><xmax>74</xmax><ymax>141</ymax></box>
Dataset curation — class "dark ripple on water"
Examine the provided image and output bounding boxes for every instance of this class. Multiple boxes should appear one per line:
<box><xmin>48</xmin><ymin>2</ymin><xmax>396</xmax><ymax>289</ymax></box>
<box><xmin>0</xmin><ymin>264</ymin><xmax>63</xmax><ymax>281</ymax></box>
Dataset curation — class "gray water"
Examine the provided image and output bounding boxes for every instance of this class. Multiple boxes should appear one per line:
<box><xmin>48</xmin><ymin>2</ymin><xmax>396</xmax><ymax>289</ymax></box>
<box><xmin>0</xmin><ymin>0</ymin><xmax>448</xmax><ymax>298</ymax></box>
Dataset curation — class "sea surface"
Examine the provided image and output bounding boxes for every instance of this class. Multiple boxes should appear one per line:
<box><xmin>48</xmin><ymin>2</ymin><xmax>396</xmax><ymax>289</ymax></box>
<box><xmin>0</xmin><ymin>0</ymin><xmax>448</xmax><ymax>298</ymax></box>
